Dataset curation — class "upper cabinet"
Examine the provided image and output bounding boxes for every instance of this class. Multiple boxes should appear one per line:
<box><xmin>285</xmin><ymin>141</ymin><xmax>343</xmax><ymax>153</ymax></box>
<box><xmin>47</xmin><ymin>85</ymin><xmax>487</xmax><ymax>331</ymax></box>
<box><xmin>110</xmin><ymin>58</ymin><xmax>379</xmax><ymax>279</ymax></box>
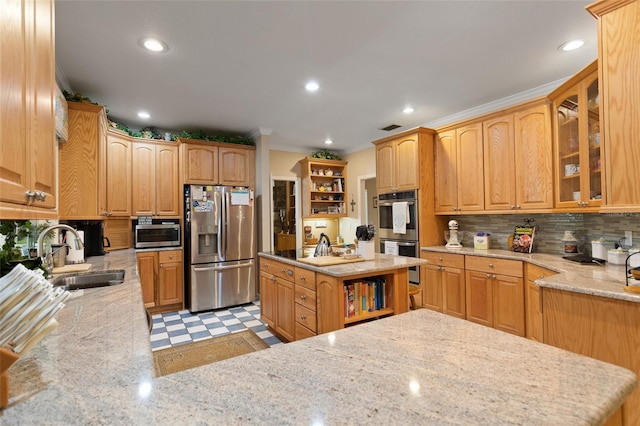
<box><xmin>181</xmin><ymin>139</ymin><xmax>255</xmax><ymax>187</ymax></box>
<box><xmin>374</xmin><ymin>132</ymin><xmax>420</xmax><ymax>193</ymax></box>
<box><xmin>549</xmin><ymin>61</ymin><xmax>602</xmax><ymax>210</ymax></box>
<box><xmin>132</xmin><ymin>140</ymin><xmax>179</xmax><ymax>217</ymax></box>
<box><xmin>299</xmin><ymin>158</ymin><xmax>347</xmax><ymax>219</ymax></box>
<box><xmin>59</xmin><ymin>102</ymin><xmax>107</xmax><ymax>219</ymax></box>
<box><xmin>105</xmin><ymin>132</ymin><xmax>132</xmax><ymax>217</ymax></box>
<box><xmin>483</xmin><ymin>102</ymin><xmax>553</xmax><ymax>212</ymax></box>
<box><xmin>435</xmin><ymin>123</ymin><xmax>484</xmax><ymax>214</ymax></box>
<box><xmin>588</xmin><ymin>0</ymin><xmax>640</xmax><ymax>210</ymax></box>
<box><xmin>0</xmin><ymin>0</ymin><xmax>57</xmax><ymax>218</ymax></box>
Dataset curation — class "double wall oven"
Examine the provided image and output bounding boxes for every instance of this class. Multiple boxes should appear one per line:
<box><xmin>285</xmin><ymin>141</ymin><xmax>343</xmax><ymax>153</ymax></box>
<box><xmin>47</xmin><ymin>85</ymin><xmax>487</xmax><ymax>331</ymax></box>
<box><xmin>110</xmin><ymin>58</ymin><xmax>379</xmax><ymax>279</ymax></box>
<box><xmin>378</xmin><ymin>190</ymin><xmax>419</xmax><ymax>284</ymax></box>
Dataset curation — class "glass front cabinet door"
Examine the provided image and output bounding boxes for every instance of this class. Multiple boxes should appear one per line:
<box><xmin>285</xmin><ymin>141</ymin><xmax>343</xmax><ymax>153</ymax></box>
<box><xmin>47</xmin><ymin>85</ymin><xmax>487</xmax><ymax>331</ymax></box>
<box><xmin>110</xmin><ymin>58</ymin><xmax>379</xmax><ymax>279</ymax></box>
<box><xmin>552</xmin><ymin>61</ymin><xmax>601</xmax><ymax>210</ymax></box>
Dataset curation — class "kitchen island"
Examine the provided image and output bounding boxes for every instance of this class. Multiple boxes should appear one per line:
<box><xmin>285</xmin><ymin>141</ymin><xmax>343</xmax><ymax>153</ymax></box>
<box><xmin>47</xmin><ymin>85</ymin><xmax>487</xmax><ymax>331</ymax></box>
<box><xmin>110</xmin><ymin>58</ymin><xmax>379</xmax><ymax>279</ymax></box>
<box><xmin>2</xmin><ymin>248</ymin><xmax>637</xmax><ymax>425</ymax></box>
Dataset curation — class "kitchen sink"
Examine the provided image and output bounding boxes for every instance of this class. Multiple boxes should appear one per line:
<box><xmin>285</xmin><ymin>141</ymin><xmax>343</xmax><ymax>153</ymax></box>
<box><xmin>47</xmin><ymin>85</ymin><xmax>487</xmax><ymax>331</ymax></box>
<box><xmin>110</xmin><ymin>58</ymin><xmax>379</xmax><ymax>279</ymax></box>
<box><xmin>52</xmin><ymin>270</ymin><xmax>125</xmax><ymax>291</ymax></box>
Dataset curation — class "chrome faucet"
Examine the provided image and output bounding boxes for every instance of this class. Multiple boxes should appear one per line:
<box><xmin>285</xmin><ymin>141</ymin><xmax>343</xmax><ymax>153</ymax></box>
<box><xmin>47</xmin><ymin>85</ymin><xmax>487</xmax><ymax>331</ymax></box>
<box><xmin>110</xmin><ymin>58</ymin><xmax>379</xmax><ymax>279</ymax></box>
<box><xmin>37</xmin><ymin>224</ymin><xmax>85</xmax><ymax>272</ymax></box>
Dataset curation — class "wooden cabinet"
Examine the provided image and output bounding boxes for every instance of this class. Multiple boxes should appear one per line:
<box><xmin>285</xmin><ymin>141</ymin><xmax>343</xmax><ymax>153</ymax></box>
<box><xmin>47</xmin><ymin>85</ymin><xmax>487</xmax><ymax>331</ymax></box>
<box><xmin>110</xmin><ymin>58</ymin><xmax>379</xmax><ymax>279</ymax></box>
<box><xmin>59</xmin><ymin>102</ymin><xmax>107</xmax><ymax>219</ymax></box>
<box><xmin>103</xmin><ymin>218</ymin><xmax>131</xmax><ymax>251</ymax></box>
<box><xmin>421</xmin><ymin>252</ymin><xmax>466</xmax><ymax>319</ymax></box>
<box><xmin>550</xmin><ymin>61</ymin><xmax>602</xmax><ymax>210</ymax></box>
<box><xmin>181</xmin><ymin>139</ymin><xmax>255</xmax><ymax>187</ymax></box>
<box><xmin>483</xmin><ymin>102</ymin><xmax>553</xmax><ymax>212</ymax></box>
<box><xmin>136</xmin><ymin>249</ymin><xmax>183</xmax><ymax>314</ymax></box>
<box><xmin>294</xmin><ymin>267</ymin><xmax>317</xmax><ymax>339</ymax></box>
<box><xmin>259</xmin><ymin>258</ymin><xmax>295</xmax><ymax>342</ymax></box>
<box><xmin>524</xmin><ymin>263</ymin><xmax>556</xmax><ymax>342</ymax></box>
<box><xmin>0</xmin><ymin>0</ymin><xmax>57</xmax><ymax>218</ymax></box>
<box><xmin>299</xmin><ymin>158</ymin><xmax>347</xmax><ymax>218</ymax></box>
<box><xmin>374</xmin><ymin>132</ymin><xmax>420</xmax><ymax>193</ymax></box>
<box><xmin>588</xmin><ymin>0</ymin><xmax>640</xmax><ymax>210</ymax></box>
<box><xmin>105</xmin><ymin>132</ymin><xmax>131</xmax><ymax>217</ymax></box>
<box><xmin>132</xmin><ymin>140</ymin><xmax>179</xmax><ymax>217</ymax></box>
<box><xmin>435</xmin><ymin>123</ymin><xmax>484</xmax><ymax>214</ymax></box>
<box><xmin>543</xmin><ymin>287</ymin><xmax>640</xmax><ymax>426</ymax></box>
<box><xmin>465</xmin><ymin>256</ymin><xmax>525</xmax><ymax>336</ymax></box>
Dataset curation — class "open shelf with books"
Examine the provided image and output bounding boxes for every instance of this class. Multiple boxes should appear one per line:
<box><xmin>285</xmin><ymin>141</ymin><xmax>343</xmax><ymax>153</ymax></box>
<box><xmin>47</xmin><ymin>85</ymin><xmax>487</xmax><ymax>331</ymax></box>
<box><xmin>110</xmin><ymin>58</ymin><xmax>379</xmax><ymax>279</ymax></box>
<box><xmin>343</xmin><ymin>276</ymin><xmax>394</xmax><ymax>324</ymax></box>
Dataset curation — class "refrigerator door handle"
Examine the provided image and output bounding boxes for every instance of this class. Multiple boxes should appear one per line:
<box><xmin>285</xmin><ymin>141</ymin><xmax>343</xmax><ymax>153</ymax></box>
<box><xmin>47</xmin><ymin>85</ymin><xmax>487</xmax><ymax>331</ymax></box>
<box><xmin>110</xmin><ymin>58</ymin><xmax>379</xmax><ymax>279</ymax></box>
<box><xmin>193</xmin><ymin>262</ymin><xmax>254</xmax><ymax>273</ymax></box>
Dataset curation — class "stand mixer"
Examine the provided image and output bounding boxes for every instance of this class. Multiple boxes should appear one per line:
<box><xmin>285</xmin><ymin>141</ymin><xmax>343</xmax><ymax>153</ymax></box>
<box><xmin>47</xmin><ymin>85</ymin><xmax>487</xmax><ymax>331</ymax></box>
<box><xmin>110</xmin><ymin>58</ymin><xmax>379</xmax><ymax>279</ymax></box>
<box><xmin>445</xmin><ymin>220</ymin><xmax>463</xmax><ymax>249</ymax></box>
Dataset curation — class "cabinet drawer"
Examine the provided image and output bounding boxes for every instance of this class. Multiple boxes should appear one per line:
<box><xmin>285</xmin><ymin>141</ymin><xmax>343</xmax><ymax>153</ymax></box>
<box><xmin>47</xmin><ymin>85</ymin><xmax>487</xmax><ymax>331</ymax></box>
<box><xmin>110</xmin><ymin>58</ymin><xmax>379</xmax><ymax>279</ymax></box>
<box><xmin>526</xmin><ymin>263</ymin><xmax>557</xmax><ymax>282</ymax></box>
<box><xmin>465</xmin><ymin>256</ymin><xmax>523</xmax><ymax>277</ymax></box>
<box><xmin>421</xmin><ymin>251</ymin><xmax>465</xmax><ymax>268</ymax></box>
<box><xmin>260</xmin><ymin>258</ymin><xmax>294</xmax><ymax>281</ymax></box>
<box><xmin>159</xmin><ymin>250</ymin><xmax>183</xmax><ymax>263</ymax></box>
<box><xmin>295</xmin><ymin>267</ymin><xmax>316</xmax><ymax>290</ymax></box>
<box><xmin>295</xmin><ymin>322</ymin><xmax>316</xmax><ymax>340</ymax></box>
<box><xmin>295</xmin><ymin>304</ymin><xmax>317</xmax><ymax>332</ymax></box>
<box><xmin>295</xmin><ymin>285</ymin><xmax>316</xmax><ymax>311</ymax></box>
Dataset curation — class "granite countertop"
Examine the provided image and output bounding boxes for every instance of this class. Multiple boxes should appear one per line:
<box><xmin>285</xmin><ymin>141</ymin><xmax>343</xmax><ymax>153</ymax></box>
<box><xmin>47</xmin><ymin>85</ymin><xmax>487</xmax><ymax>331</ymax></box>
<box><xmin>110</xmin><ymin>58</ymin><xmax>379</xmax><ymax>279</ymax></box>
<box><xmin>259</xmin><ymin>252</ymin><xmax>426</xmax><ymax>277</ymax></box>
<box><xmin>422</xmin><ymin>246</ymin><xmax>640</xmax><ymax>303</ymax></box>
<box><xmin>3</xmin><ymin>249</ymin><xmax>637</xmax><ymax>424</ymax></box>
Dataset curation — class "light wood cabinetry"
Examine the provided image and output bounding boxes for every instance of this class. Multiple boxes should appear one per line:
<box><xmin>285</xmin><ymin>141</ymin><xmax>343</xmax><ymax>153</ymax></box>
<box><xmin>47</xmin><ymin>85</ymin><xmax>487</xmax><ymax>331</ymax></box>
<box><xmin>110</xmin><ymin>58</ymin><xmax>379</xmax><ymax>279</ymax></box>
<box><xmin>0</xmin><ymin>0</ymin><xmax>57</xmax><ymax>218</ymax></box>
<box><xmin>435</xmin><ymin>123</ymin><xmax>484</xmax><ymax>214</ymax></box>
<box><xmin>374</xmin><ymin>132</ymin><xmax>420</xmax><ymax>193</ymax></box>
<box><xmin>136</xmin><ymin>249</ymin><xmax>183</xmax><ymax>314</ymax></box>
<box><xmin>259</xmin><ymin>257</ymin><xmax>295</xmax><ymax>342</ymax></box>
<box><xmin>588</xmin><ymin>0</ymin><xmax>640</xmax><ymax>210</ymax></box>
<box><xmin>550</xmin><ymin>61</ymin><xmax>602</xmax><ymax>210</ymax></box>
<box><xmin>103</xmin><ymin>218</ymin><xmax>131</xmax><ymax>251</ymax></box>
<box><xmin>543</xmin><ymin>287</ymin><xmax>640</xmax><ymax>426</ymax></box>
<box><xmin>181</xmin><ymin>139</ymin><xmax>256</xmax><ymax>187</ymax></box>
<box><xmin>294</xmin><ymin>267</ymin><xmax>317</xmax><ymax>338</ymax></box>
<box><xmin>524</xmin><ymin>263</ymin><xmax>556</xmax><ymax>342</ymax></box>
<box><xmin>483</xmin><ymin>102</ymin><xmax>553</xmax><ymax>212</ymax></box>
<box><xmin>59</xmin><ymin>102</ymin><xmax>107</xmax><ymax>219</ymax></box>
<box><xmin>465</xmin><ymin>256</ymin><xmax>525</xmax><ymax>336</ymax></box>
<box><xmin>132</xmin><ymin>140</ymin><xmax>179</xmax><ymax>217</ymax></box>
<box><xmin>421</xmin><ymin>252</ymin><xmax>466</xmax><ymax>319</ymax></box>
<box><xmin>105</xmin><ymin>132</ymin><xmax>131</xmax><ymax>217</ymax></box>
<box><xmin>299</xmin><ymin>158</ymin><xmax>347</xmax><ymax>218</ymax></box>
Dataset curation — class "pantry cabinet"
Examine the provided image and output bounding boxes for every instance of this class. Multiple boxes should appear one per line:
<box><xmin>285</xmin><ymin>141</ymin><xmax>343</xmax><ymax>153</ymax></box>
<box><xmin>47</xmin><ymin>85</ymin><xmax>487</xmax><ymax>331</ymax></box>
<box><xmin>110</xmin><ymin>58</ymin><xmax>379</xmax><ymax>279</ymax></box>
<box><xmin>374</xmin><ymin>132</ymin><xmax>421</xmax><ymax>193</ymax></box>
<box><xmin>299</xmin><ymin>158</ymin><xmax>347</xmax><ymax>218</ymax></box>
<box><xmin>550</xmin><ymin>61</ymin><xmax>602</xmax><ymax>210</ymax></box>
<box><xmin>435</xmin><ymin>123</ymin><xmax>484</xmax><ymax>214</ymax></box>
<box><xmin>132</xmin><ymin>140</ymin><xmax>179</xmax><ymax>217</ymax></box>
<box><xmin>588</xmin><ymin>0</ymin><xmax>640</xmax><ymax>210</ymax></box>
<box><xmin>421</xmin><ymin>252</ymin><xmax>466</xmax><ymax>319</ymax></box>
<box><xmin>181</xmin><ymin>139</ymin><xmax>256</xmax><ymax>187</ymax></box>
<box><xmin>0</xmin><ymin>0</ymin><xmax>57</xmax><ymax>218</ymax></box>
<box><xmin>483</xmin><ymin>102</ymin><xmax>553</xmax><ymax>212</ymax></box>
<box><xmin>136</xmin><ymin>249</ymin><xmax>183</xmax><ymax>314</ymax></box>
<box><xmin>465</xmin><ymin>256</ymin><xmax>525</xmax><ymax>337</ymax></box>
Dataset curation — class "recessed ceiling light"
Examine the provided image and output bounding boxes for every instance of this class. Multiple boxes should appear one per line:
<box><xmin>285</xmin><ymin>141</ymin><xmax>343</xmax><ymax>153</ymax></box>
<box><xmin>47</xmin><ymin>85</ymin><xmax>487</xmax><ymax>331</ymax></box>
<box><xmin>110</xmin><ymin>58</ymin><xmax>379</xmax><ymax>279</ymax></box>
<box><xmin>558</xmin><ymin>40</ymin><xmax>584</xmax><ymax>51</ymax></box>
<box><xmin>305</xmin><ymin>81</ymin><xmax>319</xmax><ymax>92</ymax></box>
<box><xmin>324</xmin><ymin>138</ymin><xmax>333</xmax><ymax>145</ymax></box>
<box><xmin>138</xmin><ymin>111</ymin><xmax>150</xmax><ymax>119</ymax></box>
<box><xmin>403</xmin><ymin>106</ymin><xmax>415</xmax><ymax>114</ymax></box>
<box><xmin>139</xmin><ymin>37</ymin><xmax>168</xmax><ymax>53</ymax></box>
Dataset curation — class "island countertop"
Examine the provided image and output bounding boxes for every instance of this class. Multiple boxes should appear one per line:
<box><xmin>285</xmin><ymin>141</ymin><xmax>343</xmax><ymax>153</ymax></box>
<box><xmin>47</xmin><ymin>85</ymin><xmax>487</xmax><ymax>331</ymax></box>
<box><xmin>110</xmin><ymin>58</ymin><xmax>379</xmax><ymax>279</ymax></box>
<box><xmin>3</xmin><ymin>249</ymin><xmax>637</xmax><ymax>425</ymax></box>
<box><xmin>258</xmin><ymin>251</ymin><xmax>426</xmax><ymax>277</ymax></box>
<box><xmin>421</xmin><ymin>246</ymin><xmax>640</xmax><ymax>303</ymax></box>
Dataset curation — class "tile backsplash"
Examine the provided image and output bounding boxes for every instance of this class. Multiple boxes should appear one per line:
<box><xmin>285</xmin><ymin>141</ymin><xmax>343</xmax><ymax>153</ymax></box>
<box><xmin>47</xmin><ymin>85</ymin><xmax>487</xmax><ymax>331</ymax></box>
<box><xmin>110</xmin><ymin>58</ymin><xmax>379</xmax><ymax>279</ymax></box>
<box><xmin>447</xmin><ymin>213</ymin><xmax>640</xmax><ymax>255</ymax></box>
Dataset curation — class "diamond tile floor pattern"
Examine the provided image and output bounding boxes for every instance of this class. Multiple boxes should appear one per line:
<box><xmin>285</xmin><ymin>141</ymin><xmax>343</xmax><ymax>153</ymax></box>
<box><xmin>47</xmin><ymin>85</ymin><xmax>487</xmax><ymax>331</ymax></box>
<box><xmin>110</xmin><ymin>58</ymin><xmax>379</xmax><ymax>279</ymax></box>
<box><xmin>150</xmin><ymin>300</ymin><xmax>283</xmax><ymax>351</ymax></box>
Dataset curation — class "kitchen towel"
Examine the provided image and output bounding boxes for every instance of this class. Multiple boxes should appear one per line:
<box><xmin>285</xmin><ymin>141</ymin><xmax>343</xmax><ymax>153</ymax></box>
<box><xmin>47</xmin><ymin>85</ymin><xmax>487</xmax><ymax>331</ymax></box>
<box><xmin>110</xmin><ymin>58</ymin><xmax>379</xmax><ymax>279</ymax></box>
<box><xmin>392</xmin><ymin>202</ymin><xmax>409</xmax><ymax>234</ymax></box>
<box><xmin>384</xmin><ymin>241</ymin><xmax>399</xmax><ymax>255</ymax></box>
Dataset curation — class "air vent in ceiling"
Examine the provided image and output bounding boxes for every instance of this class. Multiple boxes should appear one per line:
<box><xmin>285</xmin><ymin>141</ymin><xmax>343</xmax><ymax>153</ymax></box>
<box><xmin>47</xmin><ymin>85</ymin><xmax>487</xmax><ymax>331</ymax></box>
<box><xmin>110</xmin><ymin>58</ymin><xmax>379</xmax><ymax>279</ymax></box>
<box><xmin>380</xmin><ymin>124</ymin><xmax>402</xmax><ymax>132</ymax></box>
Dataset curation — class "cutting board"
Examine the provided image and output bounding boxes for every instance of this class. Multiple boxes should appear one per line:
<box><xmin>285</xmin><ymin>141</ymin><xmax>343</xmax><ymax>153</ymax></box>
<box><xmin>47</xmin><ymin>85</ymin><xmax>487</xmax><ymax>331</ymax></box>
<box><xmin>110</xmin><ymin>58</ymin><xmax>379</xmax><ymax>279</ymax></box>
<box><xmin>52</xmin><ymin>263</ymin><xmax>93</xmax><ymax>274</ymax></box>
<box><xmin>296</xmin><ymin>256</ymin><xmax>365</xmax><ymax>267</ymax></box>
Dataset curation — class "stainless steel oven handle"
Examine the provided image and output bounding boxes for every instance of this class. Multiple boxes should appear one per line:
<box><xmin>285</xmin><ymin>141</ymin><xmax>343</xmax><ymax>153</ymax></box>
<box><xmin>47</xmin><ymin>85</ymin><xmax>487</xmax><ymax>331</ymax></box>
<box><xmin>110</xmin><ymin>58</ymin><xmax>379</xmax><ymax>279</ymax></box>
<box><xmin>193</xmin><ymin>262</ymin><xmax>254</xmax><ymax>272</ymax></box>
<box><xmin>396</xmin><ymin>242</ymin><xmax>417</xmax><ymax>247</ymax></box>
<box><xmin>379</xmin><ymin>202</ymin><xmax>415</xmax><ymax>206</ymax></box>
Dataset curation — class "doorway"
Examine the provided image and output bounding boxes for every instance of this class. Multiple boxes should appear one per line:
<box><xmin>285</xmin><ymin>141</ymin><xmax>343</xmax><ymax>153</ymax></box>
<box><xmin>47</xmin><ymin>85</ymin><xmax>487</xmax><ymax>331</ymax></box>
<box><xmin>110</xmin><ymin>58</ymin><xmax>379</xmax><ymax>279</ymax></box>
<box><xmin>271</xmin><ymin>177</ymin><xmax>299</xmax><ymax>257</ymax></box>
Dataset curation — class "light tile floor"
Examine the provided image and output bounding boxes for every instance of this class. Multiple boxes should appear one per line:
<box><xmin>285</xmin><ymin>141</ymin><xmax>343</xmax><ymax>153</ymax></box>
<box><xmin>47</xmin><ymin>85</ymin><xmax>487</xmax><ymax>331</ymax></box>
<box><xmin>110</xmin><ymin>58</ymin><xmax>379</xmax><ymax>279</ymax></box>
<box><xmin>150</xmin><ymin>300</ymin><xmax>284</xmax><ymax>351</ymax></box>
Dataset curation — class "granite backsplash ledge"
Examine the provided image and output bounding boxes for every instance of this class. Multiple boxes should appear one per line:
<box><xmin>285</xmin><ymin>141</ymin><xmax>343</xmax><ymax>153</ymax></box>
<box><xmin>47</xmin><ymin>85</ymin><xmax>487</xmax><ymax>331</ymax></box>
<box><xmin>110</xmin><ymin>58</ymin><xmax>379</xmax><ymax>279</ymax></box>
<box><xmin>443</xmin><ymin>212</ymin><xmax>640</xmax><ymax>255</ymax></box>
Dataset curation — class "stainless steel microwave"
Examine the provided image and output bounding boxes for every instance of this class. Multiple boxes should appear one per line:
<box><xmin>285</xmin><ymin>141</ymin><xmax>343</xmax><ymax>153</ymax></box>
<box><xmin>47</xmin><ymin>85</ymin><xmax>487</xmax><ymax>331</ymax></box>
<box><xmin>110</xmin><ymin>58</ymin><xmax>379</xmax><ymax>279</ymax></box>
<box><xmin>135</xmin><ymin>223</ymin><xmax>181</xmax><ymax>249</ymax></box>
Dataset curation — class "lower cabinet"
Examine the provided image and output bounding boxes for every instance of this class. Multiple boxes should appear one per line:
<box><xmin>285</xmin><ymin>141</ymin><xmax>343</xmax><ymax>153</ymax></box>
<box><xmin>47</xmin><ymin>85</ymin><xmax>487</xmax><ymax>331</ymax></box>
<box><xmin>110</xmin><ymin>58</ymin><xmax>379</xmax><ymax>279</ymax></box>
<box><xmin>294</xmin><ymin>266</ymin><xmax>317</xmax><ymax>338</ymax></box>
<box><xmin>524</xmin><ymin>263</ymin><xmax>557</xmax><ymax>342</ymax></box>
<box><xmin>421</xmin><ymin>252</ymin><xmax>466</xmax><ymax>319</ymax></box>
<box><xmin>259</xmin><ymin>258</ymin><xmax>295</xmax><ymax>342</ymax></box>
<box><xmin>136</xmin><ymin>249</ymin><xmax>183</xmax><ymax>314</ymax></box>
<box><xmin>465</xmin><ymin>256</ymin><xmax>525</xmax><ymax>337</ymax></box>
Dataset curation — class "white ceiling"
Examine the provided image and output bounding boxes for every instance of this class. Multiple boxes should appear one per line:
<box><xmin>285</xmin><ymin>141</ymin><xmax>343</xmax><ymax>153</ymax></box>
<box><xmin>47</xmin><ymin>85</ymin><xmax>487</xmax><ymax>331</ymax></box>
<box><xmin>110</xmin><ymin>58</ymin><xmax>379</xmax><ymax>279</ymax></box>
<box><xmin>55</xmin><ymin>1</ymin><xmax>598</xmax><ymax>154</ymax></box>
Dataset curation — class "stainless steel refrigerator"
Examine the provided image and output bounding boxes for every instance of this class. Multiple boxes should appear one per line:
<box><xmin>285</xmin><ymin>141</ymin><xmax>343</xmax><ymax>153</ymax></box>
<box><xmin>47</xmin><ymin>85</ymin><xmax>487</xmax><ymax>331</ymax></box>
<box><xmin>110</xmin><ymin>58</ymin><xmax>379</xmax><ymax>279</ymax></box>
<box><xmin>184</xmin><ymin>185</ymin><xmax>256</xmax><ymax>312</ymax></box>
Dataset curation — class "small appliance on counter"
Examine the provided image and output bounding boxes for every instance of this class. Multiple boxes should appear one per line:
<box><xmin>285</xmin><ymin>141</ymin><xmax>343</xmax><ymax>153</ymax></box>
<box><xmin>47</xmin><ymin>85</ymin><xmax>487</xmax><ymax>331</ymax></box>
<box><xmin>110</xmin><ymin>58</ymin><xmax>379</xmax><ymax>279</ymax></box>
<box><xmin>445</xmin><ymin>220</ymin><xmax>463</xmax><ymax>249</ymax></box>
<box><xmin>314</xmin><ymin>233</ymin><xmax>333</xmax><ymax>257</ymax></box>
<box><xmin>562</xmin><ymin>231</ymin><xmax>579</xmax><ymax>254</ymax></box>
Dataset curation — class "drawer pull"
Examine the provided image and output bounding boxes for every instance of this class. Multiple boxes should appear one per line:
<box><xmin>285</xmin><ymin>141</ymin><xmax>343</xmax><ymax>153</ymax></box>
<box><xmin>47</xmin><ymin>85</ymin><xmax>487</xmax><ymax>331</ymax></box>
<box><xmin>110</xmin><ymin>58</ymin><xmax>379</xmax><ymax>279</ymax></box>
<box><xmin>300</xmin><ymin>315</ymin><xmax>306</xmax><ymax>320</ymax></box>
<box><xmin>300</xmin><ymin>276</ymin><xmax>306</xmax><ymax>280</ymax></box>
<box><xmin>488</xmin><ymin>263</ymin><xmax>494</xmax><ymax>268</ymax></box>
<box><xmin>300</xmin><ymin>295</ymin><xmax>306</xmax><ymax>300</ymax></box>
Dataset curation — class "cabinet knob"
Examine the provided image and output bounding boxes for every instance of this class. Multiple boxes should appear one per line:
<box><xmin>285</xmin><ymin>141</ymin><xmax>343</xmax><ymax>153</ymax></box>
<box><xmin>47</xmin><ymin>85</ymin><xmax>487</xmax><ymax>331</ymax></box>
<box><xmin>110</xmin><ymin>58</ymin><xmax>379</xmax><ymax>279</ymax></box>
<box><xmin>271</xmin><ymin>276</ymin><xmax>276</xmax><ymax>281</ymax></box>
<box><xmin>488</xmin><ymin>263</ymin><xmax>494</xmax><ymax>268</ymax></box>
<box><xmin>300</xmin><ymin>315</ymin><xmax>306</xmax><ymax>320</ymax></box>
<box><xmin>169</xmin><ymin>255</ymin><xmax>173</xmax><ymax>259</ymax></box>
<box><xmin>540</xmin><ymin>275</ymin><xmax>545</xmax><ymax>279</ymax></box>
<box><xmin>300</xmin><ymin>276</ymin><xmax>306</xmax><ymax>281</ymax></box>
<box><xmin>438</xmin><ymin>266</ymin><xmax>444</xmax><ymax>271</ymax></box>
<box><xmin>300</xmin><ymin>295</ymin><xmax>306</xmax><ymax>300</ymax></box>
<box><xmin>438</xmin><ymin>257</ymin><xmax>443</xmax><ymax>261</ymax></box>
<box><xmin>516</xmin><ymin>205</ymin><xmax>521</xmax><ymax>209</ymax></box>
<box><xmin>492</xmin><ymin>274</ymin><xmax>497</xmax><ymax>279</ymax></box>
<box><xmin>287</xmin><ymin>269</ymin><xmax>293</xmax><ymax>276</ymax></box>
<box><xmin>486</xmin><ymin>273</ymin><xmax>491</xmax><ymax>278</ymax></box>
<box><xmin>510</xmin><ymin>205</ymin><xmax>515</xmax><ymax>210</ymax></box>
